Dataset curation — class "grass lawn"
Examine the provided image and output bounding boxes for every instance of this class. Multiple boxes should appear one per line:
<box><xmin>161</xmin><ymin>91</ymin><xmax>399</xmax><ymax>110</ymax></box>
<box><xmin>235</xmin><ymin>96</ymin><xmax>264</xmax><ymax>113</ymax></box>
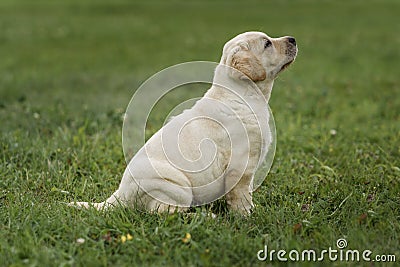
<box><xmin>1</xmin><ymin>0</ymin><xmax>399</xmax><ymax>266</ymax></box>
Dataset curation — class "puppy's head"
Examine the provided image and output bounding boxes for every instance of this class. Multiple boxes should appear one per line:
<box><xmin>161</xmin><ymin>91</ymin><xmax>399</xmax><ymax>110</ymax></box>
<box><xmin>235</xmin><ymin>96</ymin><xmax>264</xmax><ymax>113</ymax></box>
<box><xmin>221</xmin><ymin>31</ymin><xmax>297</xmax><ymax>82</ymax></box>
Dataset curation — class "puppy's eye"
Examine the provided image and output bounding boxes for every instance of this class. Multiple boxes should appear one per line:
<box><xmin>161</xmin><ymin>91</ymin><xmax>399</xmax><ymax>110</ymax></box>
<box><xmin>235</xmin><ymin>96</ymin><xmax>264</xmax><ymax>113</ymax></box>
<box><xmin>264</xmin><ymin>40</ymin><xmax>272</xmax><ymax>48</ymax></box>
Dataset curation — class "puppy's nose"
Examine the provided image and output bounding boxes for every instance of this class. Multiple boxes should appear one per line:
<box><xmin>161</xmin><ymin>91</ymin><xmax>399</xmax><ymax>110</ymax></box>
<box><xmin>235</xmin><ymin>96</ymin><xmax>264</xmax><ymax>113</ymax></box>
<box><xmin>287</xmin><ymin>36</ymin><xmax>296</xmax><ymax>46</ymax></box>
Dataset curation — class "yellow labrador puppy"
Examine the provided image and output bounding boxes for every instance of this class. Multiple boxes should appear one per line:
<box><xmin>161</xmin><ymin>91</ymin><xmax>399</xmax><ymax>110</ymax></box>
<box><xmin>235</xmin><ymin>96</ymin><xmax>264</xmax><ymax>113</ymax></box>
<box><xmin>70</xmin><ymin>31</ymin><xmax>297</xmax><ymax>214</ymax></box>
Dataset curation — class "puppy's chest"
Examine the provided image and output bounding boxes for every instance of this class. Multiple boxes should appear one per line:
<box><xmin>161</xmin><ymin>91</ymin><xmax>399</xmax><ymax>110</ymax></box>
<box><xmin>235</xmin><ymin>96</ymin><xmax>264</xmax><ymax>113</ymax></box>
<box><xmin>232</xmin><ymin>103</ymin><xmax>269</xmax><ymax>143</ymax></box>
<box><xmin>241</xmin><ymin>111</ymin><xmax>269</xmax><ymax>156</ymax></box>
<box><xmin>218</xmin><ymin>101</ymin><xmax>270</xmax><ymax>160</ymax></box>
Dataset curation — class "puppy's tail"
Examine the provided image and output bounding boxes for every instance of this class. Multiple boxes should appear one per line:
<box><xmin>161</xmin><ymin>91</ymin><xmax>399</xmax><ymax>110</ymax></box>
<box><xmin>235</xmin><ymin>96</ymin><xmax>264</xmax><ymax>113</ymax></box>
<box><xmin>68</xmin><ymin>193</ymin><xmax>120</xmax><ymax>211</ymax></box>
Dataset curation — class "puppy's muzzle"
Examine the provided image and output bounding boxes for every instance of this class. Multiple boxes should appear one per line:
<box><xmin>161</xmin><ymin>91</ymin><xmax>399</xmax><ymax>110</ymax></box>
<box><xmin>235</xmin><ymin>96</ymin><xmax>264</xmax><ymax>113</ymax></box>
<box><xmin>285</xmin><ymin>36</ymin><xmax>297</xmax><ymax>57</ymax></box>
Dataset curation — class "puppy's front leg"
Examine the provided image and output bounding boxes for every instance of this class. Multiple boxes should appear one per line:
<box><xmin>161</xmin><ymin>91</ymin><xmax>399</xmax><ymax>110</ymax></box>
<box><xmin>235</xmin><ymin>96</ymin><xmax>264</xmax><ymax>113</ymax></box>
<box><xmin>225</xmin><ymin>171</ymin><xmax>254</xmax><ymax>215</ymax></box>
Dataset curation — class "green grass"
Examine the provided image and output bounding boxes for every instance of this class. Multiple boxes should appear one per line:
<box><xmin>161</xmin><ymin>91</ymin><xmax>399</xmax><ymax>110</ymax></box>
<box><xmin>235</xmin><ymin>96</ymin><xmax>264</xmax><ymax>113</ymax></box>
<box><xmin>1</xmin><ymin>0</ymin><xmax>399</xmax><ymax>266</ymax></box>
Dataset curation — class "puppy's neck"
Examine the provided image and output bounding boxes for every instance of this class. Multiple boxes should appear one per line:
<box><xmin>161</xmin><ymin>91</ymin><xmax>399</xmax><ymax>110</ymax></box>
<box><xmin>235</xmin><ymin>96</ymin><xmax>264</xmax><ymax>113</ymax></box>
<box><xmin>256</xmin><ymin>80</ymin><xmax>274</xmax><ymax>102</ymax></box>
<box><xmin>211</xmin><ymin>64</ymin><xmax>274</xmax><ymax>103</ymax></box>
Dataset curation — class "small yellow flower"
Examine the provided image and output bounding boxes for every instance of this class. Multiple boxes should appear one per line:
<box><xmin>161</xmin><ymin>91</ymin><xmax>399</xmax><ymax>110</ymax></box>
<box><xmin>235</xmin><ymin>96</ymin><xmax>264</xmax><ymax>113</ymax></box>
<box><xmin>121</xmin><ymin>233</ymin><xmax>133</xmax><ymax>243</ymax></box>
<box><xmin>182</xmin><ymin>232</ymin><xmax>191</xmax><ymax>243</ymax></box>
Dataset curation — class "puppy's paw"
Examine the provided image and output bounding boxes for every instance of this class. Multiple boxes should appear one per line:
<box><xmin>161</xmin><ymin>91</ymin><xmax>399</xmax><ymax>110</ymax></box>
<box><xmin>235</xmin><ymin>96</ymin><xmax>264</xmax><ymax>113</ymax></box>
<box><xmin>226</xmin><ymin>198</ymin><xmax>254</xmax><ymax>216</ymax></box>
<box><xmin>230</xmin><ymin>205</ymin><xmax>253</xmax><ymax>216</ymax></box>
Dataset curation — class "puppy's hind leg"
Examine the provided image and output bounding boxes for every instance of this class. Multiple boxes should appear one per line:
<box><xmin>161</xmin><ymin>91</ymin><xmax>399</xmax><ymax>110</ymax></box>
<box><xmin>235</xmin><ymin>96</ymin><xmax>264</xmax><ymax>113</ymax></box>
<box><xmin>145</xmin><ymin>185</ymin><xmax>192</xmax><ymax>214</ymax></box>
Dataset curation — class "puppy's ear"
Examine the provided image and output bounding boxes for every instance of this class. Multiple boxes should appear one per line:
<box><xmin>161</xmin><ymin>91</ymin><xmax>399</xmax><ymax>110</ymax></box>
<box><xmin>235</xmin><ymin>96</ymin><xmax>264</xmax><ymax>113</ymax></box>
<box><xmin>226</xmin><ymin>46</ymin><xmax>266</xmax><ymax>82</ymax></box>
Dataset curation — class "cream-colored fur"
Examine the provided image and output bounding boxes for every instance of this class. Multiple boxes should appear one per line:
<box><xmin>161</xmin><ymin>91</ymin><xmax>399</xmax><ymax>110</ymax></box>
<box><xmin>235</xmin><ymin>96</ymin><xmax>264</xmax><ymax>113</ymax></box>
<box><xmin>70</xmin><ymin>31</ymin><xmax>297</xmax><ymax>214</ymax></box>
